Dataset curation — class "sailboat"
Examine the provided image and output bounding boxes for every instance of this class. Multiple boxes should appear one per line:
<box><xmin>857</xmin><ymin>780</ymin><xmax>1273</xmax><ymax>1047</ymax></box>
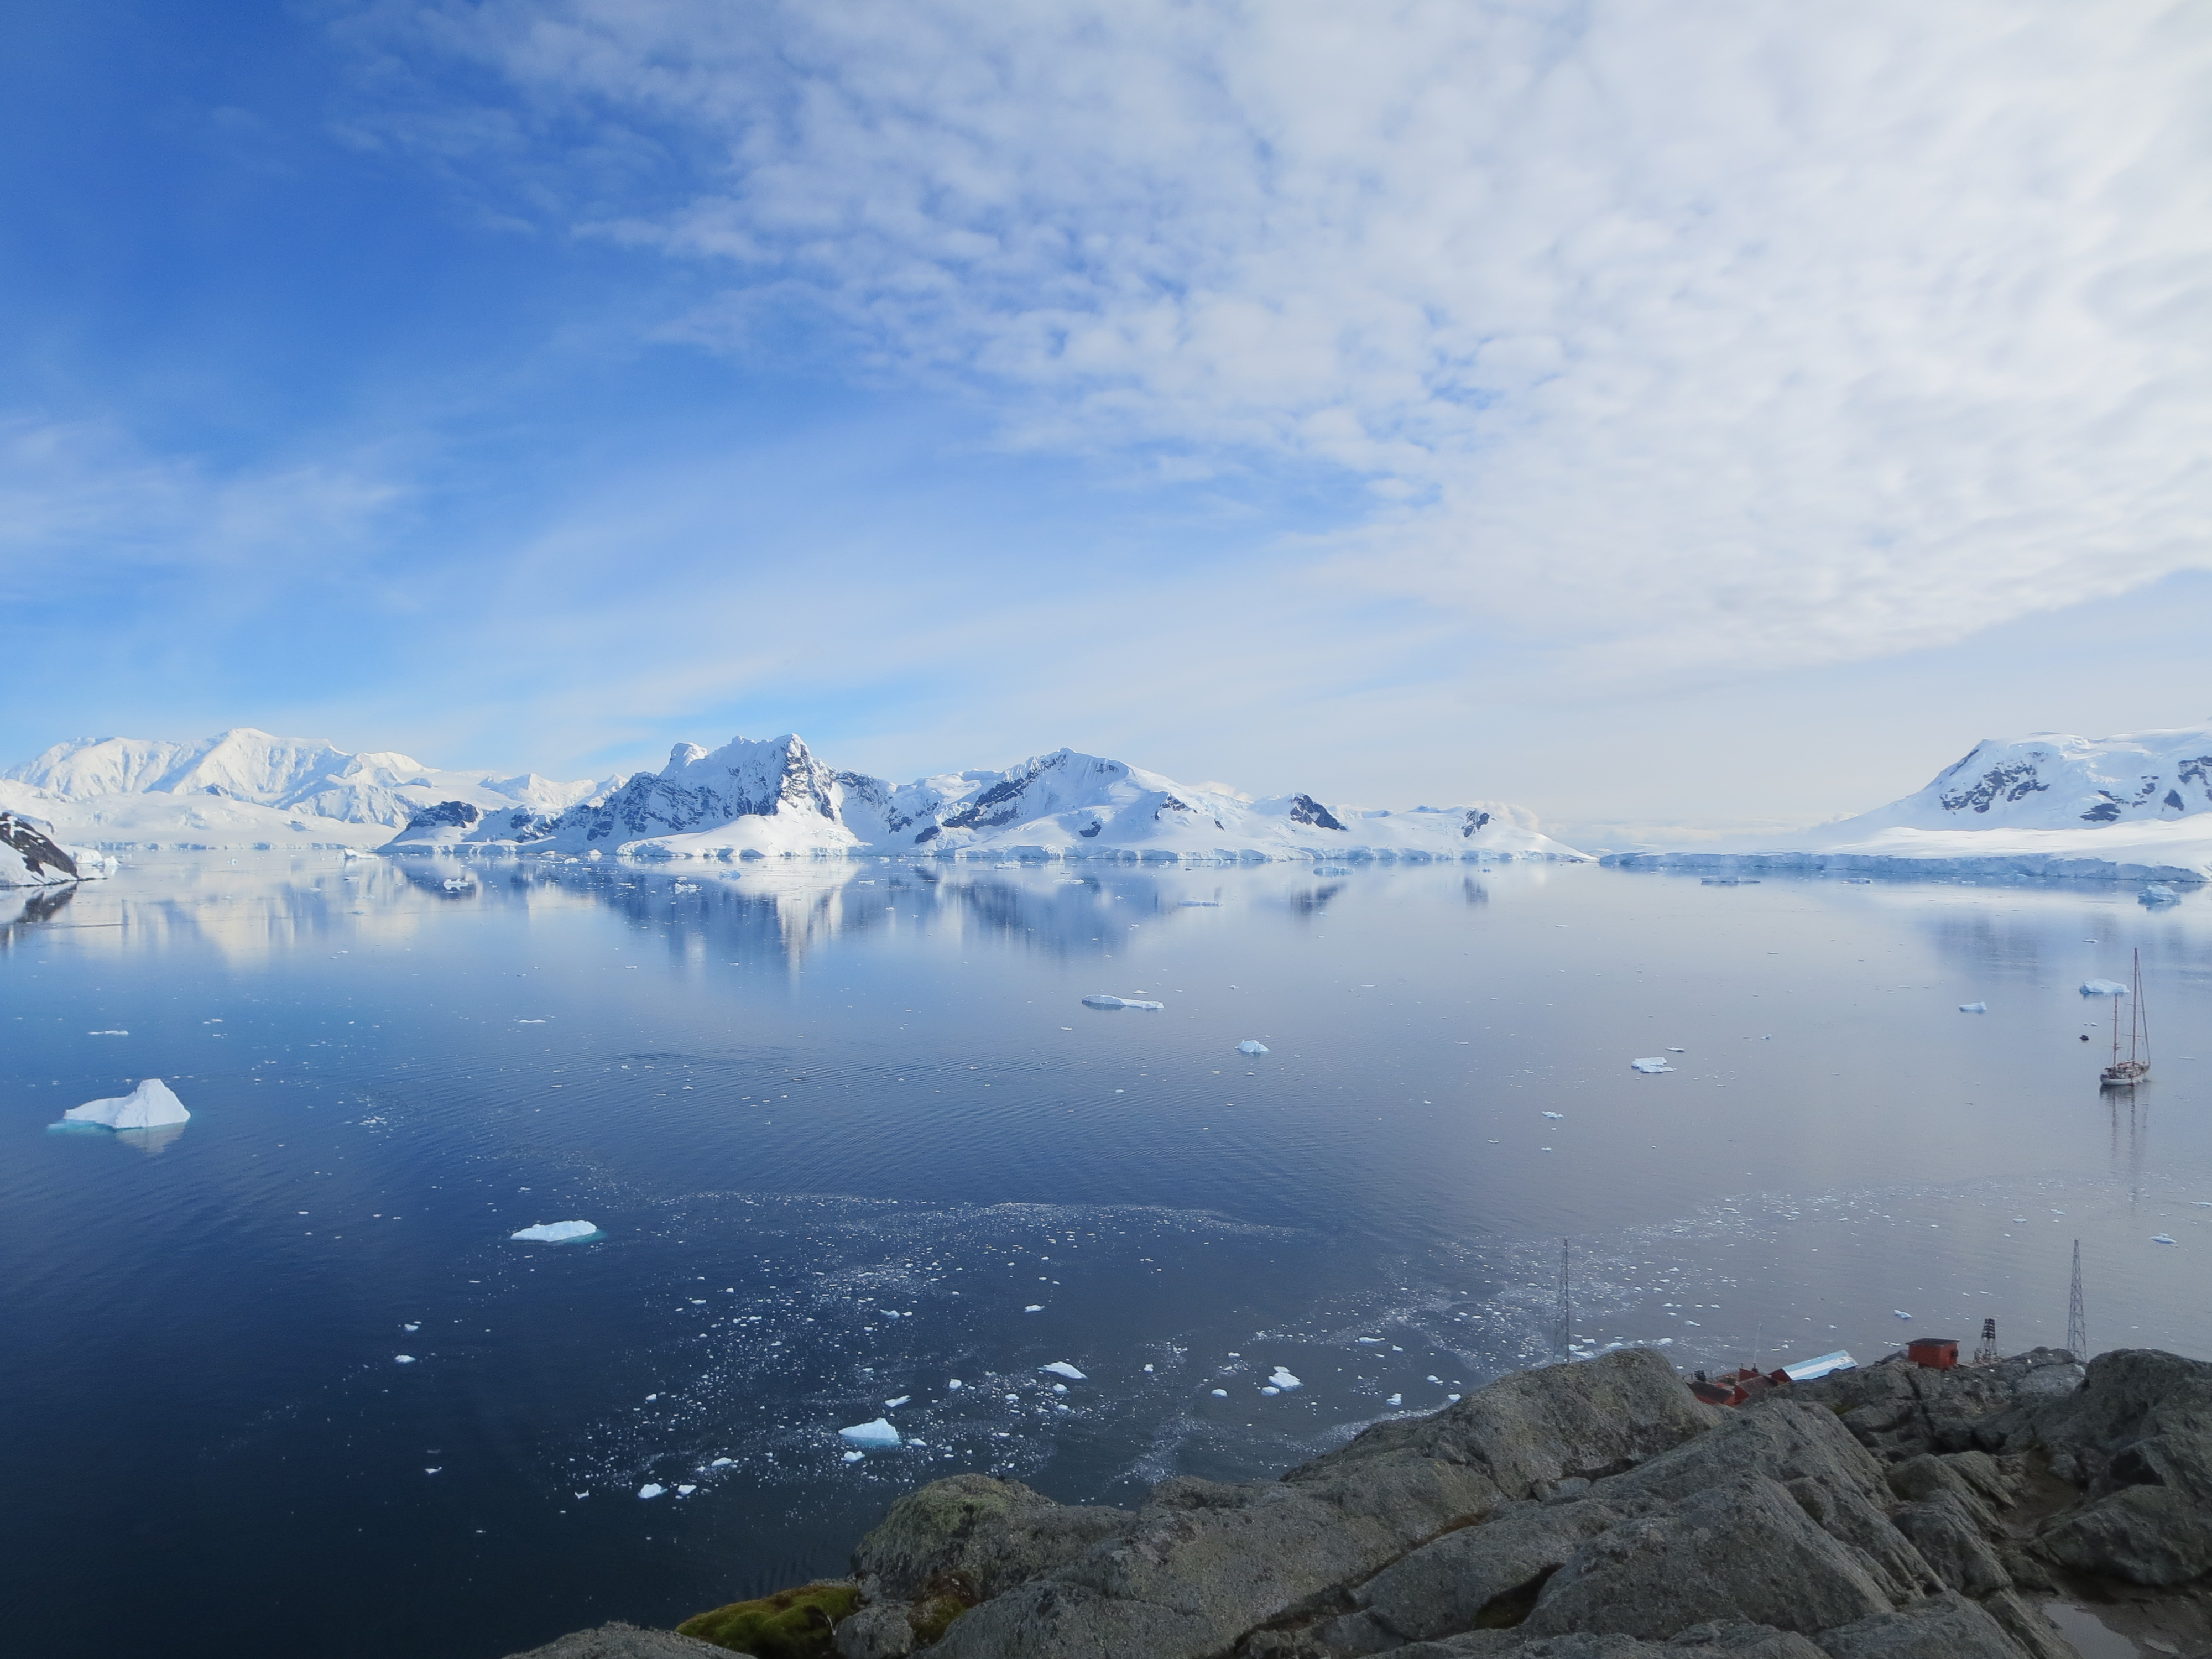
<box><xmin>2101</xmin><ymin>948</ymin><xmax>2150</xmax><ymax>1089</ymax></box>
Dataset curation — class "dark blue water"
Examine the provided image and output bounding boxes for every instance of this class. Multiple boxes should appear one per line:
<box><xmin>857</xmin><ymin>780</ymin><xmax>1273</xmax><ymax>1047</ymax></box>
<box><xmin>5</xmin><ymin>854</ymin><xmax>2209</xmax><ymax>1658</ymax></box>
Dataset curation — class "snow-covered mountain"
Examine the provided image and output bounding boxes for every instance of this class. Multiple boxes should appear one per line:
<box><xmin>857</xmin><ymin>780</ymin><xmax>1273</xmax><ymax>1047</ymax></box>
<box><xmin>1605</xmin><ymin>725</ymin><xmax>2212</xmax><ymax>883</ymax></box>
<box><xmin>385</xmin><ymin>733</ymin><xmax>1584</xmax><ymax>865</ymax></box>
<box><xmin>3</xmin><ymin>728</ymin><xmax>609</xmax><ymax>847</ymax></box>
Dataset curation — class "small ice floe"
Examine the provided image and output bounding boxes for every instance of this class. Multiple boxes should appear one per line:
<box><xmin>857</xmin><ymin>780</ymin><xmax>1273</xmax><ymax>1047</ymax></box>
<box><xmin>1542</xmin><ymin>1111</ymin><xmax>1564</xmax><ymax>1120</ymax></box>
<box><xmin>1846</xmin><ymin>877</ymin><xmax>1873</xmax><ymax>884</ymax></box>
<box><xmin>1261</xmin><ymin>1386</ymin><xmax>1280</xmax><ymax>1396</ymax></box>
<box><xmin>1357</xmin><ymin>1337</ymin><xmax>1383</xmax><ymax>1344</ymax></box>
<box><xmin>425</xmin><ymin>1467</ymin><xmax>441</xmax><ymax>1475</ymax></box>
<box><xmin>510</xmin><ymin>1220</ymin><xmax>602</xmax><ymax>1243</ymax></box>
<box><xmin>87</xmin><ymin>1030</ymin><xmax>129</xmax><ymax>1036</ymax></box>
<box><xmin>1142</xmin><ymin>1364</ymin><xmax>1155</xmax><ymax>1373</ymax></box>
<box><xmin>884</xmin><ymin>1395</ymin><xmax>911</xmax><ymax>1408</ymax></box>
<box><xmin>710</xmin><ymin>1457</ymin><xmax>734</xmax><ymax>1467</ymax></box>
<box><xmin>1427</xmin><ymin>1375</ymin><xmax>1442</xmax><ymax>1384</ymax></box>
<box><xmin>1447</xmin><ymin>1394</ymin><xmax>1462</xmax><ymax>1402</ymax></box>
<box><xmin>1083</xmin><ymin>994</ymin><xmax>1163</xmax><ymax>1011</ymax></box>
<box><xmin>1893</xmin><ymin>1311</ymin><xmax>1913</xmax><ymax>1321</ymax></box>
<box><xmin>517</xmin><ymin>1018</ymin><xmax>545</xmax><ymax>1024</ymax></box>
<box><xmin>1051</xmin><ymin>1383</ymin><xmax>1067</xmax><ymax>1395</ymax></box>
<box><xmin>1667</xmin><ymin>1046</ymin><xmax>1686</xmax><ymax>1053</ymax></box>
<box><xmin>394</xmin><ymin>1354</ymin><xmax>417</xmax><ymax>1364</ymax></box>
<box><xmin>1629</xmin><ymin>1057</ymin><xmax>1673</xmax><ymax>1074</ymax></box>
<box><xmin>2142</xmin><ymin>884</ymin><xmax>2181</xmax><ymax>905</ymax></box>
<box><xmin>637</xmin><ymin>1483</ymin><xmax>665</xmax><ymax>1499</ymax></box>
<box><xmin>1211</xmin><ymin>1389</ymin><xmax>1228</xmax><ymax>1398</ymax></box>
<box><xmin>838</xmin><ymin>1418</ymin><xmax>901</xmax><ymax>1448</ymax></box>
<box><xmin>1237</xmin><ymin>1040</ymin><xmax>1269</xmax><ymax>1055</ymax></box>
<box><xmin>1958</xmin><ymin>1002</ymin><xmax>1987</xmax><ymax>1014</ymax></box>
<box><xmin>402</xmin><ymin>1323</ymin><xmax>420</xmax><ymax>1332</ymax></box>
<box><xmin>2080</xmin><ymin>980</ymin><xmax>2131</xmax><ymax>997</ymax></box>
<box><xmin>842</xmin><ymin>1451</ymin><xmax>864</xmax><ymax>1463</ymax></box>
<box><xmin>1267</xmin><ymin>1366</ymin><xmax>1302</xmax><ymax>1391</ymax></box>
<box><xmin>2152</xmin><ymin>1234</ymin><xmax>2178</xmax><ymax>1245</ymax></box>
<box><xmin>1039</xmin><ymin>1361</ymin><xmax>1086</xmax><ymax>1381</ymax></box>
<box><xmin>1024</xmin><ymin>1304</ymin><xmax>1044</xmax><ymax>1313</ymax></box>
<box><xmin>675</xmin><ymin>1484</ymin><xmax>697</xmax><ymax>1496</ymax></box>
<box><xmin>1386</xmin><ymin>1393</ymin><xmax>1402</xmax><ymax>1406</ymax></box>
<box><xmin>64</xmin><ymin>1078</ymin><xmax>190</xmax><ymax>1130</ymax></box>
<box><xmin>947</xmin><ymin>1379</ymin><xmax>963</xmax><ymax>1390</ymax></box>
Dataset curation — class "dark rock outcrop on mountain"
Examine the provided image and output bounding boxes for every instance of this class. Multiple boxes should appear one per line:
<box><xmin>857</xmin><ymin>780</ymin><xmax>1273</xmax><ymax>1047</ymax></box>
<box><xmin>505</xmin><ymin>1346</ymin><xmax>2212</xmax><ymax>1659</ymax></box>
<box><xmin>0</xmin><ymin>811</ymin><xmax>77</xmax><ymax>880</ymax></box>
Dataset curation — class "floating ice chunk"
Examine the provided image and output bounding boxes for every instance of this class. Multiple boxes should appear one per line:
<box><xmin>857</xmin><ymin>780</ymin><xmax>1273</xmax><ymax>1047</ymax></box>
<box><xmin>1447</xmin><ymin>1394</ymin><xmax>1462</xmax><ymax>1402</ymax></box>
<box><xmin>884</xmin><ymin>1395</ymin><xmax>911</xmax><ymax>1408</ymax></box>
<box><xmin>394</xmin><ymin>1354</ymin><xmax>416</xmax><ymax>1364</ymax></box>
<box><xmin>425</xmin><ymin>1467</ymin><xmax>441</xmax><ymax>1474</ymax></box>
<box><xmin>1051</xmin><ymin>1383</ymin><xmax>1067</xmax><ymax>1395</ymax></box>
<box><xmin>64</xmin><ymin>1078</ymin><xmax>189</xmax><ymax>1130</ymax></box>
<box><xmin>402</xmin><ymin>1323</ymin><xmax>419</xmax><ymax>1332</ymax></box>
<box><xmin>1039</xmin><ymin>1361</ymin><xmax>1087</xmax><ymax>1380</ymax></box>
<box><xmin>1261</xmin><ymin>1386</ymin><xmax>1280</xmax><ymax>1395</ymax></box>
<box><xmin>1386</xmin><ymin>1393</ymin><xmax>1402</xmax><ymax>1406</ymax></box>
<box><xmin>675</xmin><ymin>1484</ymin><xmax>697</xmax><ymax>1496</ymax></box>
<box><xmin>510</xmin><ymin>1220</ymin><xmax>601</xmax><ymax>1243</ymax></box>
<box><xmin>1142</xmin><ymin>1364</ymin><xmax>1154</xmax><ymax>1373</ymax></box>
<box><xmin>1542</xmin><ymin>1111</ymin><xmax>1564</xmax><ymax>1120</ymax></box>
<box><xmin>2080</xmin><ymin>980</ymin><xmax>2130</xmax><ymax>997</ymax></box>
<box><xmin>1666</xmin><ymin>1047</ymin><xmax>1686</xmax><ymax>1053</ymax></box>
<box><xmin>1426</xmin><ymin>1375</ymin><xmax>1442</xmax><ymax>1384</ymax></box>
<box><xmin>842</xmin><ymin>1451</ymin><xmax>864</xmax><ymax>1463</ymax></box>
<box><xmin>1357</xmin><ymin>1337</ymin><xmax>1383</xmax><ymax>1344</ymax></box>
<box><xmin>1629</xmin><ymin>1057</ymin><xmax>1673</xmax><ymax>1074</ymax></box>
<box><xmin>1958</xmin><ymin>1002</ymin><xmax>1987</xmax><ymax>1014</ymax></box>
<box><xmin>637</xmin><ymin>1483</ymin><xmax>665</xmax><ymax>1499</ymax></box>
<box><xmin>1893</xmin><ymin>1310</ymin><xmax>1913</xmax><ymax>1321</ymax></box>
<box><xmin>1083</xmin><ymin>994</ymin><xmax>1163</xmax><ymax>1011</ymax></box>
<box><xmin>1237</xmin><ymin>1040</ymin><xmax>1269</xmax><ymax>1055</ymax></box>
<box><xmin>947</xmin><ymin>1379</ymin><xmax>963</xmax><ymax>1390</ymax></box>
<box><xmin>88</xmin><ymin>1030</ymin><xmax>128</xmax><ymax>1036</ymax></box>
<box><xmin>2142</xmin><ymin>884</ymin><xmax>2180</xmax><ymax>905</ymax></box>
<box><xmin>1267</xmin><ymin>1366</ymin><xmax>1302</xmax><ymax>1391</ymax></box>
<box><xmin>838</xmin><ymin>1418</ymin><xmax>901</xmax><ymax>1448</ymax></box>
<box><xmin>1846</xmin><ymin>877</ymin><xmax>1873</xmax><ymax>884</ymax></box>
<box><xmin>710</xmin><ymin>1457</ymin><xmax>734</xmax><ymax>1467</ymax></box>
<box><xmin>1024</xmin><ymin>1304</ymin><xmax>1044</xmax><ymax>1313</ymax></box>
<box><xmin>1210</xmin><ymin>1389</ymin><xmax>1228</xmax><ymax>1397</ymax></box>
<box><xmin>2152</xmin><ymin>1234</ymin><xmax>2178</xmax><ymax>1245</ymax></box>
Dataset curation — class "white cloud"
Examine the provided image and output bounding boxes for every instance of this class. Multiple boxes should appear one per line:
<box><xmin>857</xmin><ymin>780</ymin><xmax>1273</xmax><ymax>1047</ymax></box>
<box><xmin>377</xmin><ymin>0</ymin><xmax>2212</xmax><ymax>679</ymax></box>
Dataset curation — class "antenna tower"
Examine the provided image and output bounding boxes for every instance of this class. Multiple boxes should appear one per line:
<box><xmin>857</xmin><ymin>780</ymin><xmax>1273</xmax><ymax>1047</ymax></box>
<box><xmin>1974</xmin><ymin>1317</ymin><xmax>1998</xmax><ymax>1366</ymax></box>
<box><xmin>1552</xmin><ymin>1238</ymin><xmax>1572</xmax><ymax>1362</ymax></box>
<box><xmin>2067</xmin><ymin>1240</ymin><xmax>2087</xmax><ymax>1359</ymax></box>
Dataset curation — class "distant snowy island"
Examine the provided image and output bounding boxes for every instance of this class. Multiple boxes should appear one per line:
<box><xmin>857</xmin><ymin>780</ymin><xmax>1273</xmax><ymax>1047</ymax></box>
<box><xmin>1</xmin><ymin>728</ymin><xmax>1586</xmax><ymax>867</ymax></box>
<box><xmin>1606</xmin><ymin>725</ymin><xmax>2212</xmax><ymax>884</ymax></box>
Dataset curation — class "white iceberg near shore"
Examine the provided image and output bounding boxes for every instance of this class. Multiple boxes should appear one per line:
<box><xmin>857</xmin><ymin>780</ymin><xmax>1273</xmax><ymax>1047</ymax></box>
<box><xmin>838</xmin><ymin>1417</ymin><xmax>901</xmax><ymax>1448</ymax></box>
<box><xmin>510</xmin><ymin>1220</ymin><xmax>602</xmax><ymax>1243</ymax></box>
<box><xmin>64</xmin><ymin>1078</ymin><xmax>190</xmax><ymax>1130</ymax></box>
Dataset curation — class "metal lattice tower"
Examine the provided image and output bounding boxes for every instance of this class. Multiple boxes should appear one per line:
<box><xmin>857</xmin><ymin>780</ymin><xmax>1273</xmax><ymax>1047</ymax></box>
<box><xmin>2067</xmin><ymin>1240</ymin><xmax>2087</xmax><ymax>1359</ymax></box>
<box><xmin>1974</xmin><ymin>1317</ymin><xmax>1998</xmax><ymax>1366</ymax></box>
<box><xmin>1553</xmin><ymin>1238</ymin><xmax>1572</xmax><ymax>1362</ymax></box>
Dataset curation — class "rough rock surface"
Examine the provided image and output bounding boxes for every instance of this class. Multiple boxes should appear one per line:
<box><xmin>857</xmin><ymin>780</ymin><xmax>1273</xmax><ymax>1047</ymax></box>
<box><xmin>501</xmin><ymin>1624</ymin><xmax>727</xmax><ymax>1658</ymax></box>
<box><xmin>518</xmin><ymin>1345</ymin><xmax>2212</xmax><ymax>1659</ymax></box>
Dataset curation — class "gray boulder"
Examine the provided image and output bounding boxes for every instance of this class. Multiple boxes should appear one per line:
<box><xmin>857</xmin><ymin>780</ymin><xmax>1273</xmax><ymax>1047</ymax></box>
<box><xmin>1385</xmin><ymin>1629</ymin><xmax>1825</xmax><ymax>1659</ymax></box>
<box><xmin>2036</xmin><ymin>1483</ymin><xmax>2212</xmax><ymax>1587</ymax></box>
<box><xmin>832</xmin><ymin>1600</ymin><xmax>917</xmax><ymax>1659</ymax></box>
<box><xmin>1780</xmin><ymin>1478</ymin><xmax>1939</xmax><ymax>1605</ymax></box>
<box><xmin>850</xmin><ymin>1474</ymin><xmax>1135</xmax><ymax>1603</ymax></box>
<box><xmin>1814</xmin><ymin>1589</ymin><xmax>2031</xmax><ymax>1659</ymax></box>
<box><xmin>1887</xmin><ymin>1493</ymin><xmax>2011</xmax><ymax>1597</ymax></box>
<box><xmin>1350</xmin><ymin>1499</ymin><xmax>1628</xmax><ymax>1642</ymax></box>
<box><xmin>1597</xmin><ymin>1402</ymin><xmax>1888</xmax><ymax>1507</ymax></box>
<box><xmin>1519</xmin><ymin>1476</ymin><xmax>1892</xmax><ymax>1641</ymax></box>
<box><xmin>1975</xmin><ymin>1589</ymin><xmax>2079</xmax><ymax>1659</ymax></box>
<box><xmin>1884</xmin><ymin>1455</ymin><xmax>2001</xmax><ymax>1531</ymax></box>
<box><xmin>499</xmin><ymin>1625</ymin><xmax>728</xmax><ymax>1659</ymax></box>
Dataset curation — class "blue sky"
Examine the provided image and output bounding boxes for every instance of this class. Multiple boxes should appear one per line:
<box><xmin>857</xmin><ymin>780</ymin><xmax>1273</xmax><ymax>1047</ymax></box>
<box><xmin>5</xmin><ymin>1</ymin><xmax>2209</xmax><ymax>835</ymax></box>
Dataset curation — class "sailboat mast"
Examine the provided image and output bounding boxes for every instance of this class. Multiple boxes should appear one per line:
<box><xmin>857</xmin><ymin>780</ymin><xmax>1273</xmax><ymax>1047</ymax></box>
<box><xmin>2132</xmin><ymin>949</ymin><xmax>2147</xmax><ymax>1067</ymax></box>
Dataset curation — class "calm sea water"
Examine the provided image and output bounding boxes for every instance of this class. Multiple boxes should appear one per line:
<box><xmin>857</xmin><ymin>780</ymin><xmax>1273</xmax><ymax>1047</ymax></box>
<box><xmin>4</xmin><ymin>854</ymin><xmax>2209</xmax><ymax>1658</ymax></box>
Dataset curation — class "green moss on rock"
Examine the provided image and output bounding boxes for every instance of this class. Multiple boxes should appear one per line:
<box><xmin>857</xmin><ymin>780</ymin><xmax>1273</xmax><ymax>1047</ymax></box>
<box><xmin>676</xmin><ymin>1580</ymin><xmax>860</xmax><ymax>1658</ymax></box>
<box><xmin>907</xmin><ymin>1594</ymin><xmax>969</xmax><ymax>1646</ymax></box>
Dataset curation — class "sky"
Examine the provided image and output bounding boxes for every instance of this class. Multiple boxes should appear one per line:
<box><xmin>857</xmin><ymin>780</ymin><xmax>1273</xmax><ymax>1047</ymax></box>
<box><xmin>3</xmin><ymin>0</ymin><xmax>2209</xmax><ymax>838</ymax></box>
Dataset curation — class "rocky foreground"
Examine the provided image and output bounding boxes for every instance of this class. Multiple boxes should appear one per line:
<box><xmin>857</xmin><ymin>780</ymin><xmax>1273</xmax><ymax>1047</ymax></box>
<box><xmin>508</xmin><ymin>1346</ymin><xmax>2212</xmax><ymax>1659</ymax></box>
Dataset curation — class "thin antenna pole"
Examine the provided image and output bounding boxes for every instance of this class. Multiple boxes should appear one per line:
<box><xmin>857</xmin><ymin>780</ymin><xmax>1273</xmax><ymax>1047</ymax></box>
<box><xmin>1553</xmin><ymin>1238</ymin><xmax>1572</xmax><ymax>1362</ymax></box>
<box><xmin>2067</xmin><ymin>1240</ymin><xmax>2087</xmax><ymax>1359</ymax></box>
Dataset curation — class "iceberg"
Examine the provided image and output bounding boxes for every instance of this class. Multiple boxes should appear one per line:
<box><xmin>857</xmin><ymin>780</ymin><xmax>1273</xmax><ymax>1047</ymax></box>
<box><xmin>637</xmin><ymin>1483</ymin><xmax>665</xmax><ymax>1499</ymax></box>
<box><xmin>1267</xmin><ymin>1366</ymin><xmax>1302</xmax><ymax>1391</ymax></box>
<box><xmin>1542</xmin><ymin>1110</ymin><xmax>1564</xmax><ymax>1120</ymax></box>
<box><xmin>1024</xmin><ymin>1303</ymin><xmax>1044</xmax><ymax>1312</ymax></box>
<box><xmin>2142</xmin><ymin>884</ymin><xmax>2181</xmax><ymax>905</ymax></box>
<box><xmin>2152</xmin><ymin>1234</ymin><xmax>2177</xmax><ymax>1245</ymax></box>
<box><xmin>510</xmin><ymin>1220</ymin><xmax>602</xmax><ymax>1243</ymax></box>
<box><xmin>1386</xmin><ymin>1393</ymin><xmax>1402</xmax><ymax>1406</ymax></box>
<box><xmin>1039</xmin><ymin>1361</ymin><xmax>1086</xmax><ymax>1380</ymax></box>
<box><xmin>1211</xmin><ymin>1388</ymin><xmax>1228</xmax><ymax>1397</ymax></box>
<box><xmin>1629</xmin><ymin>1057</ymin><xmax>1674</xmax><ymax>1074</ymax></box>
<box><xmin>1083</xmin><ymin>994</ymin><xmax>1164</xmax><ymax>1011</ymax></box>
<box><xmin>2080</xmin><ymin>980</ymin><xmax>2130</xmax><ymax>997</ymax></box>
<box><xmin>64</xmin><ymin>1078</ymin><xmax>190</xmax><ymax>1130</ymax></box>
<box><xmin>1958</xmin><ymin>1002</ymin><xmax>1987</xmax><ymax>1013</ymax></box>
<box><xmin>1237</xmin><ymin>1040</ymin><xmax>1269</xmax><ymax>1055</ymax></box>
<box><xmin>838</xmin><ymin>1417</ymin><xmax>901</xmax><ymax>1448</ymax></box>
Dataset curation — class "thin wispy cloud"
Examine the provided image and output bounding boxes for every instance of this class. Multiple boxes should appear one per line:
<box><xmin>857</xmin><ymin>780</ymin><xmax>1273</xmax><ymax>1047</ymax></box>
<box><xmin>368</xmin><ymin>0</ymin><xmax>2212</xmax><ymax>680</ymax></box>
